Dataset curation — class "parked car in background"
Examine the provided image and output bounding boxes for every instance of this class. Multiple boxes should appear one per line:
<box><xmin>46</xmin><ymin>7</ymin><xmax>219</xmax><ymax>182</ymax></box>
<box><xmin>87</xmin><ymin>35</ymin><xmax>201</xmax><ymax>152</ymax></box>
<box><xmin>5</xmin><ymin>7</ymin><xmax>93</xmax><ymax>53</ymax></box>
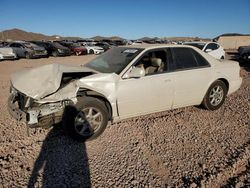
<box><xmin>131</xmin><ymin>40</ymin><xmax>144</xmax><ymax>45</ymax></box>
<box><xmin>0</xmin><ymin>47</ymin><xmax>17</xmax><ymax>61</ymax></box>
<box><xmin>184</xmin><ymin>42</ymin><xmax>225</xmax><ymax>59</ymax></box>
<box><xmin>76</xmin><ymin>39</ymin><xmax>96</xmax><ymax>46</ymax></box>
<box><xmin>30</xmin><ymin>41</ymin><xmax>57</xmax><ymax>57</ymax></box>
<box><xmin>58</xmin><ymin>41</ymin><xmax>87</xmax><ymax>56</ymax></box>
<box><xmin>50</xmin><ymin>41</ymin><xmax>72</xmax><ymax>57</ymax></box>
<box><xmin>8</xmin><ymin>45</ymin><xmax>242</xmax><ymax>141</ymax></box>
<box><xmin>0</xmin><ymin>41</ymin><xmax>9</xmax><ymax>47</ymax></box>
<box><xmin>80</xmin><ymin>44</ymin><xmax>104</xmax><ymax>54</ymax></box>
<box><xmin>238</xmin><ymin>46</ymin><xmax>250</xmax><ymax>62</ymax></box>
<box><xmin>7</xmin><ymin>41</ymin><xmax>47</xmax><ymax>59</ymax></box>
<box><xmin>95</xmin><ymin>42</ymin><xmax>111</xmax><ymax>51</ymax></box>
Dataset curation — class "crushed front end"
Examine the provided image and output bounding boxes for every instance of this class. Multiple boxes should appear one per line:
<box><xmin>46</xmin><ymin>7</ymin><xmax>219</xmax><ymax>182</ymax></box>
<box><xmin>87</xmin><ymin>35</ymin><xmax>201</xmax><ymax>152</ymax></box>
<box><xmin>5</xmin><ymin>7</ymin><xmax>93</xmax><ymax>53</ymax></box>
<box><xmin>8</xmin><ymin>86</ymin><xmax>70</xmax><ymax>128</ymax></box>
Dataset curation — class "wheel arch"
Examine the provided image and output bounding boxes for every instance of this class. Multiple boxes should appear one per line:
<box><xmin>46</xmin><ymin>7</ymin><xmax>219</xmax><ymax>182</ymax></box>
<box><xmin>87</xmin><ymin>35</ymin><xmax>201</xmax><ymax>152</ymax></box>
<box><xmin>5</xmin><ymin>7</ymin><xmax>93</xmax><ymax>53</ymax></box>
<box><xmin>217</xmin><ymin>78</ymin><xmax>229</xmax><ymax>93</ymax></box>
<box><xmin>77</xmin><ymin>89</ymin><xmax>113</xmax><ymax>121</ymax></box>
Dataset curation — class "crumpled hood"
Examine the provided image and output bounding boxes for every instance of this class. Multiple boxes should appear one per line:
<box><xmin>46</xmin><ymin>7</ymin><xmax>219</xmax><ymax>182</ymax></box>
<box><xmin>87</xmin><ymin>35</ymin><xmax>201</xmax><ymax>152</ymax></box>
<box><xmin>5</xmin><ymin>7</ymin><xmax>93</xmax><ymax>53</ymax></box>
<box><xmin>0</xmin><ymin>47</ymin><xmax>14</xmax><ymax>55</ymax></box>
<box><xmin>11</xmin><ymin>63</ymin><xmax>95</xmax><ymax>100</ymax></box>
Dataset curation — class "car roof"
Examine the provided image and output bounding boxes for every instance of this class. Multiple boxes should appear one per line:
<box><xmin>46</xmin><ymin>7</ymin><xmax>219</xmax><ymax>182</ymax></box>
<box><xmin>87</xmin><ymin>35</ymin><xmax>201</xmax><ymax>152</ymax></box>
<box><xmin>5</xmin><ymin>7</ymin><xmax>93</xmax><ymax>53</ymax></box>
<box><xmin>184</xmin><ymin>41</ymin><xmax>217</xmax><ymax>45</ymax></box>
<box><xmin>122</xmin><ymin>44</ymin><xmax>197</xmax><ymax>50</ymax></box>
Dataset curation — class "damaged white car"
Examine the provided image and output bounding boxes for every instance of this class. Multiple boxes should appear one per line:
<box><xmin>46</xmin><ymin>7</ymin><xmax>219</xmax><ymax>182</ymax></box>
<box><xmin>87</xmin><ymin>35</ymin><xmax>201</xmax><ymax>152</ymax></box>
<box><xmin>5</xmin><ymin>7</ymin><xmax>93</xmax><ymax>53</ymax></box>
<box><xmin>8</xmin><ymin>45</ymin><xmax>242</xmax><ymax>141</ymax></box>
<box><xmin>0</xmin><ymin>47</ymin><xmax>17</xmax><ymax>60</ymax></box>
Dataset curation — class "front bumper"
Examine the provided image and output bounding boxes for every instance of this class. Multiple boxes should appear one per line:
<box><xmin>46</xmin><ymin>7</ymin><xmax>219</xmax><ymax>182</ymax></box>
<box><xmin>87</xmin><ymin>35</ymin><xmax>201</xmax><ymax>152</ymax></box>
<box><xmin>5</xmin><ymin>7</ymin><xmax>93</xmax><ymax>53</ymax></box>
<box><xmin>58</xmin><ymin>50</ymin><xmax>71</xmax><ymax>56</ymax></box>
<box><xmin>94</xmin><ymin>50</ymin><xmax>104</xmax><ymax>54</ymax></box>
<box><xmin>32</xmin><ymin>51</ymin><xmax>48</xmax><ymax>58</ymax></box>
<box><xmin>0</xmin><ymin>54</ymin><xmax>17</xmax><ymax>60</ymax></box>
<box><xmin>8</xmin><ymin>93</ymin><xmax>26</xmax><ymax>121</ymax></box>
<box><xmin>8</xmin><ymin>91</ymin><xmax>66</xmax><ymax>128</ymax></box>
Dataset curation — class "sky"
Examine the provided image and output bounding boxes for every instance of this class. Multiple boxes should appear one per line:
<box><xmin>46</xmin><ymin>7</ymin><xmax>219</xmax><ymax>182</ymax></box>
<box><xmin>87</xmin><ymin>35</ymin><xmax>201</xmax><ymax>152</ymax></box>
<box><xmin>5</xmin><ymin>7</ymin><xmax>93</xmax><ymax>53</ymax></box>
<box><xmin>0</xmin><ymin>0</ymin><xmax>250</xmax><ymax>39</ymax></box>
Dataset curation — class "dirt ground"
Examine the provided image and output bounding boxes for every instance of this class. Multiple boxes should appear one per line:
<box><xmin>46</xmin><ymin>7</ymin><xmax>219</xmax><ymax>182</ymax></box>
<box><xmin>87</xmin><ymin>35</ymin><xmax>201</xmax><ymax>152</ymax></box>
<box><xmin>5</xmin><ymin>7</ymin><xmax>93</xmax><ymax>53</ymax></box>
<box><xmin>0</xmin><ymin>55</ymin><xmax>249</xmax><ymax>187</ymax></box>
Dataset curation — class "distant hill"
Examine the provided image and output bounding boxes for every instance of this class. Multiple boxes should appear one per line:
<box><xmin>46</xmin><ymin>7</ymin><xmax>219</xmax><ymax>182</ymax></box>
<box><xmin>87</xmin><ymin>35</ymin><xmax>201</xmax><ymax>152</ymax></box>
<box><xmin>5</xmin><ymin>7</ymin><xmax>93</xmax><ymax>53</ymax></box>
<box><xmin>0</xmin><ymin>28</ymin><xmax>58</xmax><ymax>41</ymax></box>
<box><xmin>138</xmin><ymin>36</ymin><xmax>211</xmax><ymax>42</ymax></box>
<box><xmin>163</xmin><ymin>36</ymin><xmax>211</xmax><ymax>42</ymax></box>
<box><xmin>0</xmin><ymin>28</ymin><xmax>83</xmax><ymax>41</ymax></box>
<box><xmin>91</xmin><ymin>36</ymin><xmax>125</xmax><ymax>41</ymax></box>
<box><xmin>0</xmin><ymin>28</ymin><xmax>221</xmax><ymax>43</ymax></box>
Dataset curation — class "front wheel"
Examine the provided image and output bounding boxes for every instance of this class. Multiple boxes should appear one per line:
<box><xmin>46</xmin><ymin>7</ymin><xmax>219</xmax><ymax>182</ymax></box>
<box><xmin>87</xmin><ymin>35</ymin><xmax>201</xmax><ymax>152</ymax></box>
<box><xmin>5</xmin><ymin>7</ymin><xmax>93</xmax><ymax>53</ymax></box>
<box><xmin>25</xmin><ymin>52</ymin><xmax>32</xmax><ymax>59</ymax></box>
<box><xmin>52</xmin><ymin>51</ymin><xmax>59</xmax><ymax>57</ymax></box>
<box><xmin>62</xmin><ymin>97</ymin><xmax>108</xmax><ymax>142</ymax></box>
<box><xmin>243</xmin><ymin>54</ymin><xmax>249</xmax><ymax>61</ymax></box>
<box><xmin>89</xmin><ymin>49</ymin><xmax>94</xmax><ymax>54</ymax></box>
<box><xmin>201</xmin><ymin>80</ymin><xmax>227</xmax><ymax>110</ymax></box>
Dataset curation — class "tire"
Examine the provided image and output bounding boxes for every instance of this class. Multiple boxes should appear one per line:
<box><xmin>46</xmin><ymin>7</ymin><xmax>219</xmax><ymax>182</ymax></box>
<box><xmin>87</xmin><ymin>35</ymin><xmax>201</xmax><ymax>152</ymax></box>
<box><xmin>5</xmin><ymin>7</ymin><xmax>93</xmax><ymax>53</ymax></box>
<box><xmin>243</xmin><ymin>54</ymin><xmax>249</xmax><ymax>61</ymax></box>
<box><xmin>62</xmin><ymin>97</ymin><xmax>108</xmax><ymax>142</ymax></box>
<box><xmin>25</xmin><ymin>52</ymin><xmax>32</xmax><ymax>59</ymax></box>
<box><xmin>201</xmin><ymin>80</ymin><xmax>228</xmax><ymax>110</ymax></box>
<box><xmin>52</xmin><ymin>51</ymin><xmax>59</xmax><ymax>57</ymax></box>
<box><xmin>89</xmin><ymin>49</ymin><xmax>94</xmax><ymax>54</ymax></box>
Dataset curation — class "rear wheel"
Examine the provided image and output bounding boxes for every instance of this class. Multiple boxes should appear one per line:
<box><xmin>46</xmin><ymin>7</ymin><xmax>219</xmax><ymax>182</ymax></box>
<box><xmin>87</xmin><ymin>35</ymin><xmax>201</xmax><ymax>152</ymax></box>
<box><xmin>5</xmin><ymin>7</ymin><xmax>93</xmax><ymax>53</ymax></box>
<box><xmin>52</xmin><ymin>51</ymin><xmax>59</xmax><ymax>57</ymax></box>
<box><xmin>62</xmin><ymin>97</ymin><xmax>108</xmax><ymax>142</ymax></box>
<box><xmin>201</xmin><ymin>80</ymin><xmax>227</xmax><ymax>110</ymax></box>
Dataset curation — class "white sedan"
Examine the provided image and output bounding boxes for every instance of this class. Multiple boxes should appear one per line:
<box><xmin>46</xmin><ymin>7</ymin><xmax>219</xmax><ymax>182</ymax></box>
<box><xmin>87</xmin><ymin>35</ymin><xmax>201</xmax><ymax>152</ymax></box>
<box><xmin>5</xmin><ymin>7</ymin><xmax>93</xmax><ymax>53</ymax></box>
<box><xmin>83</xmin><ymin>45</ymin><xmax>104</xmax><ymax>55</ymax></box>
<box><xmin>0</xmin><ymin>47</ymin><xmax>17</xmax><ymax>61</ymax></box>
<box><xmin>184</xmin><ymin>42</ymin><xmax>226</xmax><ymax>59</ymax></box>
<box><xmin>8</xmin><ymin>45</ymin><xmax>242</xmax><ymax>141</ymax></box>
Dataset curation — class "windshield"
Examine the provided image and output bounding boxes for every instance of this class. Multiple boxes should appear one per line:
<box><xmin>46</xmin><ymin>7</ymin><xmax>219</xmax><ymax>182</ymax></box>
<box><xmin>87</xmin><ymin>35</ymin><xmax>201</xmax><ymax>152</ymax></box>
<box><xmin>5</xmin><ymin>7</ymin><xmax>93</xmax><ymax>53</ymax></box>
<box><xmin>85</xmin><ymin>47</ymin><xmax>143</xmax><ymax>74</ymax></box>
<box><xmin>185</xmin><ymin>43</ymin><xmax>205</xmax><ymax>50</ymax></box>
<box><xmin>52</xmin><ymin>42</ymin><xmax>67</xmax><ymax>49</ymax></box>
<box><xmin>24</xmin><ymin>42</ymin><xmax>39</xmax><ymax>48</ymax></box>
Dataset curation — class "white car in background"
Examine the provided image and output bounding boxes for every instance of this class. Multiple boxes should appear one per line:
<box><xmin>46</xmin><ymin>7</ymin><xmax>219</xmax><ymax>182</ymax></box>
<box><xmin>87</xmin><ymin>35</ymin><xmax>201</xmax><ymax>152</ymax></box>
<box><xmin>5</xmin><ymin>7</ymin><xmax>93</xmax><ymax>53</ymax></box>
<box><xmin>0</xmin><ymin>47</ymin><xmax>17</xmax><ymax>61</ymax></box>
<box><xmin>82</xmin><ymin>44</ymin><xmax>104</xmax><ymax>55</ymax></box>
<box><xmin>131</xmin><ymin>40</ymin><xmax>144</xmax><ymax>45</ymax></box>
<box><xmin>184</xmin><ymin>42</ymin><xmax>225</xmax><ymax>59</ymax></box>
<box><xmin>8</xmin><ymin>45</ymin><xmax>242</xmax><ymax>141</ymax></box>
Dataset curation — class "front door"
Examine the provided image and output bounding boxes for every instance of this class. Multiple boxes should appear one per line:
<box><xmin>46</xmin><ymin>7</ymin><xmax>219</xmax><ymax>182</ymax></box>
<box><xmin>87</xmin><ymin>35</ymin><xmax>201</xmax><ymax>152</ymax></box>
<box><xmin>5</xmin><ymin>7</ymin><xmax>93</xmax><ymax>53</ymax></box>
<box><xmin>117</xmin><ymin>73</ymin><xmax>174</xmax><ymax>119</ymax></box>
<box><xmin>116</xmin><ymin>49</ymin><xmax>174</xmax><ymax>119</ymax></box>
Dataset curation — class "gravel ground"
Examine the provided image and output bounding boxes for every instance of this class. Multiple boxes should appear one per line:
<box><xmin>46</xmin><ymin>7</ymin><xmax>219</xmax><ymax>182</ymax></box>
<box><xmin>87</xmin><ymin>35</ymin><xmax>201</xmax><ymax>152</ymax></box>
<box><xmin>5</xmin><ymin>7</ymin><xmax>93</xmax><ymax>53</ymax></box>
<box><xmin>0</xmin><ymin>55</ymin><xmax>249</xmax><ymax>187</ymax></box>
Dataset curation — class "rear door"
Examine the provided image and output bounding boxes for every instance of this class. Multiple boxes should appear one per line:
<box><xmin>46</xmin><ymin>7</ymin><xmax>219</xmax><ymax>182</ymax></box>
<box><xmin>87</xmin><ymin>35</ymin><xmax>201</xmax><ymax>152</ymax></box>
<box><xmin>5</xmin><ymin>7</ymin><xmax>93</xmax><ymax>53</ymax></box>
<box><xmin>169</xmin><ymin>47</ymin><xmax>212</xmax><ymax>108</ymax></box>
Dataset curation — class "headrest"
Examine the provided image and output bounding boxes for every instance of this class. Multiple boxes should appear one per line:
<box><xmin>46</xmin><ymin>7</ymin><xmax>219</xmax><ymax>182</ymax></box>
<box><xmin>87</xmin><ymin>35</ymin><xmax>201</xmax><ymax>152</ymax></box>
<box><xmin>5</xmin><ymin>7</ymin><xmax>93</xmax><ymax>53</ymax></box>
<box><xmin>151</xmin><ymin>58</ymin><xmax>162</xmax><ymax>67</ymax></box>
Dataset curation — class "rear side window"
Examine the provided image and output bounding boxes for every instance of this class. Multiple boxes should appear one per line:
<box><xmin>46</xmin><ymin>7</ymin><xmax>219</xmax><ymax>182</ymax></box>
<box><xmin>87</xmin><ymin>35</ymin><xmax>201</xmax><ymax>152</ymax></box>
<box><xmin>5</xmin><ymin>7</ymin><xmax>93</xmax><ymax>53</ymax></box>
<box><xmin>9</xmin><ymin>43</ymin><xmax>16</xmax><ymax>47</ymax></box>
<box><xmin>171</xmin><ymin>47</ymin><xmax>209</xmax><ymax>71</ymax></box>
<box><xmin>191</xmin><ymin>49</ymin><xmax>210</xmax><ymax>67</ymax></box>
<box><xmin>205</xmin><ymin>43</ymin><xmax>219</xmax><ymax>51</ymax></box>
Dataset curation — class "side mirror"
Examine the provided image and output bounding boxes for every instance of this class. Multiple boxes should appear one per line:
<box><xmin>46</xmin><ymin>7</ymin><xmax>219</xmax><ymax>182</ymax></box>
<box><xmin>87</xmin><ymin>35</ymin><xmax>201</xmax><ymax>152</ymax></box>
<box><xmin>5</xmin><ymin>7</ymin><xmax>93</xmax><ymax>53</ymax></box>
<box><xmin>205</xmin><ymin>49</ymin><xmax>212</xmax><ymax>52</ymax></box>
<box><xmin>125</xmin><ymin>67</ymin><xmax>145</xmax><ymax>79</ymax></box>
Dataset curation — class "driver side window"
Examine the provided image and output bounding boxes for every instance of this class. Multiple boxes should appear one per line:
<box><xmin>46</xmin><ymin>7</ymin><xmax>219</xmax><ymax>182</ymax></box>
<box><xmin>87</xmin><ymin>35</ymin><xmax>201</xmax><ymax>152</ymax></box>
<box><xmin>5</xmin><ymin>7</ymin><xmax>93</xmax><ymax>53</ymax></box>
<box><xmin>134</xmin><ymin>50</ymin><xmax>167</xmax><ymax>76</ymax></box>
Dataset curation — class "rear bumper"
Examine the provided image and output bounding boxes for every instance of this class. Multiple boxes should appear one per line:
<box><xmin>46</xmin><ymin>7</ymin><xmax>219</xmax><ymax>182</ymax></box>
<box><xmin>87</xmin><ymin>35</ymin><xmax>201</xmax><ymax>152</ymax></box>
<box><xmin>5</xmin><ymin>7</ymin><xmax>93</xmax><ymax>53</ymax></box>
<box><xmin>228</xmin><ymin>78</ymin><xmax>242</xmax><ymax>95</ymax></box>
